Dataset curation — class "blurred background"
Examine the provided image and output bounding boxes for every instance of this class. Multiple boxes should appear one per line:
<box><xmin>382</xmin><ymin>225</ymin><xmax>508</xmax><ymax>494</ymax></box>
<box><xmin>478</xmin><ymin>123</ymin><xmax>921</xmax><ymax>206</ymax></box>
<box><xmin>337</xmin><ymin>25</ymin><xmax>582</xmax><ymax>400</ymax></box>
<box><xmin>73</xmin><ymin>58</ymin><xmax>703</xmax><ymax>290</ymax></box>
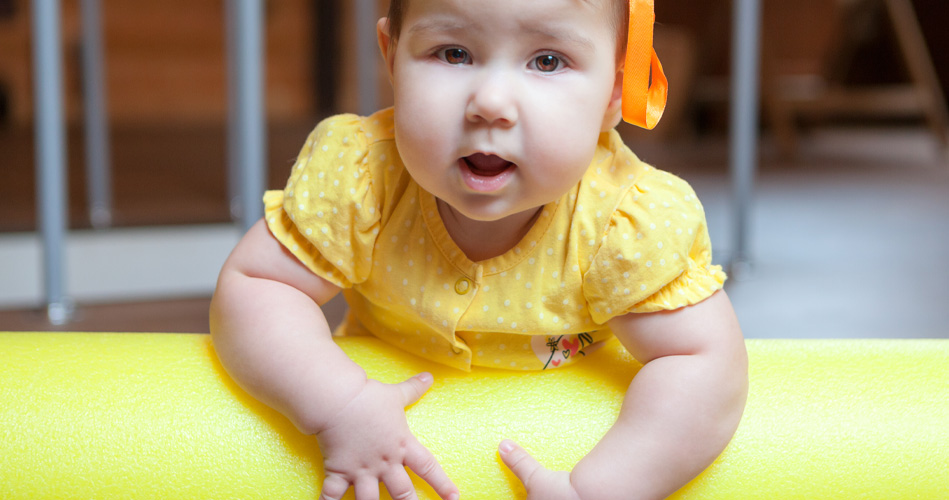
<box><xmin>1</xmin><ymin>0</ymin><xmax>947</xmax><ymax>338</ymax></box>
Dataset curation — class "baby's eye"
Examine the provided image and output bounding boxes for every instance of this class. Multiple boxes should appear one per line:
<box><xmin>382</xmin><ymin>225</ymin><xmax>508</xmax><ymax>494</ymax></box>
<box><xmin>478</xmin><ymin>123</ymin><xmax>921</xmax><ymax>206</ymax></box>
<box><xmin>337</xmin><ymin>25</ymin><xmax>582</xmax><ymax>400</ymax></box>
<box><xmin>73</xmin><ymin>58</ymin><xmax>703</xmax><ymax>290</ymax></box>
<box><xmin>533</xmin><ymin>54</ymin><xmax>562</xmax><ymax>72</ymax></box>
<box><xmin>441</xmin><ymin>48</ymin><xmax>470</xmax><ymax>65</ymax></box>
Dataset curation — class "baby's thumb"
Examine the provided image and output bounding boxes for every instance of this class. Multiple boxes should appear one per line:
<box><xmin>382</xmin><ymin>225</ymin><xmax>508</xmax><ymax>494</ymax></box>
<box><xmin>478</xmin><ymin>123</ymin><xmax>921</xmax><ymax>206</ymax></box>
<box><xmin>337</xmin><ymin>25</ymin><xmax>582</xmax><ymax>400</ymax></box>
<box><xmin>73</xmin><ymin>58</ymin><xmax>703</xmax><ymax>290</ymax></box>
<box><xmin>397</xmin><ymin>372</ymin><xmax>434</xmax><ymax>407</ymax></box>
<box><xmin>499</xmin><ymin>439</ymin><xmax>543</xmax><ymax>486</ymax></box>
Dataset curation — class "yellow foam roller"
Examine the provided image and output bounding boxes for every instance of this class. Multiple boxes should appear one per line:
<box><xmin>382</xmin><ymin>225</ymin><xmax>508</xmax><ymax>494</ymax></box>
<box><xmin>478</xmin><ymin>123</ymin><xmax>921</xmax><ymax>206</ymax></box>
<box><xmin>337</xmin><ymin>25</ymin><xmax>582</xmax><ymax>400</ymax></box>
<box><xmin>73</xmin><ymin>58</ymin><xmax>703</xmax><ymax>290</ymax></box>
<box><xmin>2</xmin><ymin>332</ymin><xmax>947</xmax><ymax>499</ymax></box>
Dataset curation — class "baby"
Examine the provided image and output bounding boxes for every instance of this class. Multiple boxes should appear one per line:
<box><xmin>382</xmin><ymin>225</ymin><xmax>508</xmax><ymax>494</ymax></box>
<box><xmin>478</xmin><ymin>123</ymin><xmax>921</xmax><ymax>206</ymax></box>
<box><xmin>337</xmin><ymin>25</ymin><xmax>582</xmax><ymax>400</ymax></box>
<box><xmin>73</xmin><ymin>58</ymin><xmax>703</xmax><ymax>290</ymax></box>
<box><xmin>210</xmin><ymin>0</ymin><xmax>748</xmax><ymax>499</ymax></box>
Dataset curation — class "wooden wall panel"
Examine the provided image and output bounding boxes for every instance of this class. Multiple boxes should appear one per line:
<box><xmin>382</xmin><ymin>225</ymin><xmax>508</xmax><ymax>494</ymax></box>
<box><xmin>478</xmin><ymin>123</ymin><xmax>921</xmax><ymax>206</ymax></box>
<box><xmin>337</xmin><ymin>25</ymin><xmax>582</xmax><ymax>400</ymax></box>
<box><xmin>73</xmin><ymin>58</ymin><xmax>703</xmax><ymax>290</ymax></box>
<box><xmin>0</xmin><ymin>0</ymin><xmax>316</xmax><ymax>125</ymax></box>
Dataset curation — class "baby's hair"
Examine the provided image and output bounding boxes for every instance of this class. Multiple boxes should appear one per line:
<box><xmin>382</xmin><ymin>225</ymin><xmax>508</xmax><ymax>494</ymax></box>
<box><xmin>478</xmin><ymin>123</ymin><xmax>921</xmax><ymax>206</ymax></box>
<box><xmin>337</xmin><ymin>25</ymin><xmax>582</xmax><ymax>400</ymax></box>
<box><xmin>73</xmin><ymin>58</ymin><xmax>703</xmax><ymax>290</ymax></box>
<box><xmin>385</xmin><ymin>0</ymin><xmax>629</xmax><ymax>51</ymax></box>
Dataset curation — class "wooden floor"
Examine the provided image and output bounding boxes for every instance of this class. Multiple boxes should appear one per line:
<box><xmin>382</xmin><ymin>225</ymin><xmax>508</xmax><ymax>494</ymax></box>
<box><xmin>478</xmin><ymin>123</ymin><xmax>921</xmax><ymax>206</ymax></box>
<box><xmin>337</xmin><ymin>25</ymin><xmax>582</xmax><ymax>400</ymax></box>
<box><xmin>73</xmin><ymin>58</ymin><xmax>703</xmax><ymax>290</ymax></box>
<box><xmin>0</xmin><ymin>297</ymin><xmax>213</xmax><ymax>333</ymax></box>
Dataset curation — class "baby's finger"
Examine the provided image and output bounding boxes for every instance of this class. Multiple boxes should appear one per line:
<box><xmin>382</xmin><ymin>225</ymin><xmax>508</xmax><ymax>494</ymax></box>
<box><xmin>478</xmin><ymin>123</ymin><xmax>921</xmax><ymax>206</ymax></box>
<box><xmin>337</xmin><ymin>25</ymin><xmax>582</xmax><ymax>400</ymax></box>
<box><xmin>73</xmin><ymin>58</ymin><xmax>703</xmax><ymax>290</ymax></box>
<box><xmin>405</xmin><ymin>442</ymin><xmax>459</xmax><ymax>500</ymax></box>
<box><xmin>353</xmin><ymin>476</ymin><xmax>380</xmax><ymax>500</ymax></box>
<box><xmin>396</xmin><ymin>372</ymin><xmax>434</xmax><ymax>407</ymax></box>
<box><xmin>381</xmin><ymin>467</ymin><xmax>418</xmax><ymax>500</ymax></box>
<box><xmin>499</xmin><ymin>439</ymin><xmax>544</xmax><ymax>487</ymax></box>
<box><xmin>318</xmin><ymin>473</ymin><xmax>351</xmax><ymax>500</ymax></box>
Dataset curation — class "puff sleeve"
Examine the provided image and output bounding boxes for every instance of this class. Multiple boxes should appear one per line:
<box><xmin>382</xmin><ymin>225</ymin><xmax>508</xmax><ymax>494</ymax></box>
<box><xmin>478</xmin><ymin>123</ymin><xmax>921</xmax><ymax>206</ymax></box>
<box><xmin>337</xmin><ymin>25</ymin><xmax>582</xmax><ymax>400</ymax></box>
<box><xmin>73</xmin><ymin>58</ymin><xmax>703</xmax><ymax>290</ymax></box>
<box><xmin>263</xmin><ymin>114</ymin><xmax>381</xmax><ymax>288</ymax></box>
<box><xmin>582</xmin><ymin>168</ymin><xmax>726</xmax><ymax>324</ymax></box>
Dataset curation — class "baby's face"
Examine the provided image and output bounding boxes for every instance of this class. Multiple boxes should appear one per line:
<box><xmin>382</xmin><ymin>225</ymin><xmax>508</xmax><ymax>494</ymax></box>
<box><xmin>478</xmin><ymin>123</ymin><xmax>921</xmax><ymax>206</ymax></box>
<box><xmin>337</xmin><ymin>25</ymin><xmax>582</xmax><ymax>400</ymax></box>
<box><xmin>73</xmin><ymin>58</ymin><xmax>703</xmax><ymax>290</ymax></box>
<box><xmin>381</xmin><ymin>0</ymin><xmax>623</xmax><ymax>224</ymax></box>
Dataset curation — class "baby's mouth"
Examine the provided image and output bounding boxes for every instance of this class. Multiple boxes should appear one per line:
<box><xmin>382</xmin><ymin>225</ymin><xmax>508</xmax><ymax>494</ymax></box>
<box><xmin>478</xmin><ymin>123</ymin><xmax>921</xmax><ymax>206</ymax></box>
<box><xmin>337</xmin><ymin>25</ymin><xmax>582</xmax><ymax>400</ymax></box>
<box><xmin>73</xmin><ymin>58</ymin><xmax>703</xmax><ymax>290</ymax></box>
<box><xmin>462</xmin><ymin>153</ymin><xmax>515</xmax><ymax>177</ymax></box>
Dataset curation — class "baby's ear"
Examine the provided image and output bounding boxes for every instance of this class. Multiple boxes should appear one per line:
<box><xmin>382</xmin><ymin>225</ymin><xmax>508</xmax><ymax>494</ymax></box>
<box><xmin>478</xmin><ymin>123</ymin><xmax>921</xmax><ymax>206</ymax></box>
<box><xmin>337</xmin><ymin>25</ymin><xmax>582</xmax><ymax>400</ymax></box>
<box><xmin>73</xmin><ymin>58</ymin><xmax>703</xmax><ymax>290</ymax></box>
<box><xmin>601</xmin><ymin>66</ymin><xmax>625</xmax><ymax>132</ymax></box>
<box><xmin>377</xmin><ymin>17</ymin><xmax>396</xmax><ymax>82</ymax></box>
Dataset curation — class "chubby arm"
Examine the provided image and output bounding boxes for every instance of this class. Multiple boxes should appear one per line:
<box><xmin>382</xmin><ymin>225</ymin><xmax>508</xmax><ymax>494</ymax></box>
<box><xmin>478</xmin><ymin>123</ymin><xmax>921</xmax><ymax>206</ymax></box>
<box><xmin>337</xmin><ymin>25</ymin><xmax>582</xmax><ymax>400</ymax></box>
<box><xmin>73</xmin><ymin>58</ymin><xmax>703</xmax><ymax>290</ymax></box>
<box><xmin>501</xmin><ymin>290</ymin><xmax>748</xmax><ymax>500</ymax></box>
<box><xmin>210</xmin><ymin>219</ymin><xmax>361</xmax><ymax>433</ymax></box>
<box><xmin>210</xmin><ymin>219</ymin><xmax>458</xmax><ymax>500</ymax></box>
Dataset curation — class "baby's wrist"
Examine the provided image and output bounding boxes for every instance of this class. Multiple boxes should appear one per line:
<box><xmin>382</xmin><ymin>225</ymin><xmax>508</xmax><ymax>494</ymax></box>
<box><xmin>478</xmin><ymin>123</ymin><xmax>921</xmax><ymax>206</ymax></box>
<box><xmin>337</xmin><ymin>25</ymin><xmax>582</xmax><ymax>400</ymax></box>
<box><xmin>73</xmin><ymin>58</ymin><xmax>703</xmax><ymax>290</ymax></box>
<box><xmin>294</xmin><ymin>367</ymin><xmax>369</xmax><ymax>435</ymax></box>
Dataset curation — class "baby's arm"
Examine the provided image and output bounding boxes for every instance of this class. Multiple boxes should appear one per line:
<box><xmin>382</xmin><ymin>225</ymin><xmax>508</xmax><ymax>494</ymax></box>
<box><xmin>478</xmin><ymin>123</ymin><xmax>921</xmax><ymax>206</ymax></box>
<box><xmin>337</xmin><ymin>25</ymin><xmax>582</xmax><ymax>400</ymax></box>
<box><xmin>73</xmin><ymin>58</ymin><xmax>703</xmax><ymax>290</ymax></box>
<box><xmin>210</xmin><ymin>220</ymin><xmax>458</xmax><ymax>500</ymax></box>
<box><xmin>500</xmin><ymin>290</ymin><xmax>748</xmax><ymax>500</ymax></box>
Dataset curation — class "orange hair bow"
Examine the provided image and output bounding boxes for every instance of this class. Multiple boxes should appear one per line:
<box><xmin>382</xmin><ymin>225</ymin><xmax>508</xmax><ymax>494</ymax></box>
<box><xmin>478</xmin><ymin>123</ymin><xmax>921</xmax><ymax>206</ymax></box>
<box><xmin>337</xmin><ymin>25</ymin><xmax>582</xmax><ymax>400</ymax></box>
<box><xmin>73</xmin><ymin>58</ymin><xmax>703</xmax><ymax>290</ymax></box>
<box><xmin>622</xmin><ymin>0</ymin><xmax>667</xmax><ymax>129</ymax></box>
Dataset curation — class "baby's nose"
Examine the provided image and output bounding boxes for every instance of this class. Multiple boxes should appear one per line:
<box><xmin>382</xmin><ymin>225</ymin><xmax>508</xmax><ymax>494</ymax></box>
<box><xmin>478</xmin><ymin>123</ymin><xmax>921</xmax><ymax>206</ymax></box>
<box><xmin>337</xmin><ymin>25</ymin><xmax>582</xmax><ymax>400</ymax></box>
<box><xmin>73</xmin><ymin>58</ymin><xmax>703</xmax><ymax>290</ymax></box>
<box><xmin>465</xmin><ymin>71</ymin><xmax>518</xmax><ymax>127</ymax></box>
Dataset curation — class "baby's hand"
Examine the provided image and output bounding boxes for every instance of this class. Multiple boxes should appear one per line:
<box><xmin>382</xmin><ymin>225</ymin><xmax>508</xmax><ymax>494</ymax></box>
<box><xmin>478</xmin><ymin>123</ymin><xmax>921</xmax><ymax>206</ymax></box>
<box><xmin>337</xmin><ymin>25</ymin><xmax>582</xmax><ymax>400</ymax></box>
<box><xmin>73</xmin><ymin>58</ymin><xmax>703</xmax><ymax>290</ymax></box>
<box><xmin>316</xmin><ymin>373</ymin><xmax>459</xmax><ymax>500</ymax></box>
<box><xmin>499</xmin><ymin>440</ymin><xmax>581</xmax><ymax>500</ymax></box>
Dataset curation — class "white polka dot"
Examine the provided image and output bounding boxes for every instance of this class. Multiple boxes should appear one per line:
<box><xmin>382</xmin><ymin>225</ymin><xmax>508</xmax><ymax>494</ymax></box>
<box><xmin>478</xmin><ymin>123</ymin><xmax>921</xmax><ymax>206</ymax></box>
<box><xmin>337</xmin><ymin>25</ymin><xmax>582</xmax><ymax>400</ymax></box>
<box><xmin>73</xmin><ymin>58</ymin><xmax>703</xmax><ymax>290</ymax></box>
<box><xmin>483</xmin><ymin>305</ymin><xmax>490</xmax><ymax>312</ymax></box>
<box><xmin>504</xmin><ymin>300</ymin><xmax>511</xmax><ymax>307</ymax></box>
<box><xmin>525</xmin><ymin>302</ymin><xmax>533</xmax><ymax>309</ymax></box>
<box><xmin>410</xmin><ymin>298</ymin><xmax>417</xmax><ymax>305</ymax></box>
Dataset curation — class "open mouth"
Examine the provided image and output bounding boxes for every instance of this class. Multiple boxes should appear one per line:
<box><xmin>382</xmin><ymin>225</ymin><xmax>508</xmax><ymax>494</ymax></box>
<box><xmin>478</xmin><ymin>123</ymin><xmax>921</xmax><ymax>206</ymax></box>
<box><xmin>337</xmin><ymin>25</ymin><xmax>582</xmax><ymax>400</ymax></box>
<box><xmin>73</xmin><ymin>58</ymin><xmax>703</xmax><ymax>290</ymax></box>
<box><xmin>458</xmin><ymin>153</ymin><xmax>517</xmax><ymax>193</ymax></box>
<box><xmin>462</xmin><ymin>153</ymin><xmax>515</xmax><ymax>177</ymax></box>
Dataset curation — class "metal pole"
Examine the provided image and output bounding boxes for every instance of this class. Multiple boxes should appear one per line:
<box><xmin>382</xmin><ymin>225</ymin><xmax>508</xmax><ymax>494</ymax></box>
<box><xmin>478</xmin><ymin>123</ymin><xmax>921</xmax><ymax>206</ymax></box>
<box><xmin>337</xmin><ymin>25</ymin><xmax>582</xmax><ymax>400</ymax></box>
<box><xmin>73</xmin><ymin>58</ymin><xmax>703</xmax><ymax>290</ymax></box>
<box><xmin>80</xmin><ymin>0</ymin><xmax>112</xmax><ymax>228</ymax></box>
<box><xmin>728</xmin><ymin>0</ymin><xmax>762</xmax><ymax>279</ymax></box>
<box><xmin>31</xmin><ymin>0</ymin><xmax>73</xmax><ymax>324</ymax></box>
<box><xmin>228</xmin><ymin>0</ymin><xmax>267</xmax><ymax>231</ymax></box>
<box><xmin>355</xmin><ymin>0</ymin><xmax>378</xmax><ymax>115</ymax></box>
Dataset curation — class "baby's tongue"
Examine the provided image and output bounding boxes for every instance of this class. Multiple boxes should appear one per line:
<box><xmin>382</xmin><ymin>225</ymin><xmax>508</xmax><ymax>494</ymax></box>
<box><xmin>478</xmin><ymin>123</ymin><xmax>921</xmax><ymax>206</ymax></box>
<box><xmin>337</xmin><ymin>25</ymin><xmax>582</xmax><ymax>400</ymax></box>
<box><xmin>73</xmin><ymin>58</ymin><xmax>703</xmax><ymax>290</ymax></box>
<box><xmin>465</xmin><ymin>153</ymin><xmax>512</xmax><ymax>176</ymax></box>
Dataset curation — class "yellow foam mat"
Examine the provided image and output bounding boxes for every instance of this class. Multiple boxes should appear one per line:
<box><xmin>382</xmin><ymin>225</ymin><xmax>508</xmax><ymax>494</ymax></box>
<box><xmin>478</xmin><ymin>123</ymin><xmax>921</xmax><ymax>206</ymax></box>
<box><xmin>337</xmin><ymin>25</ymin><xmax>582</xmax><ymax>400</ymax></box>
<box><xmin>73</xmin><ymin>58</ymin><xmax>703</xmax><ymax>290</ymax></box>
<box><xmin>2</xmin><ymin>332</ymin><xmax>947</xmax><ymax>499</ymax></box>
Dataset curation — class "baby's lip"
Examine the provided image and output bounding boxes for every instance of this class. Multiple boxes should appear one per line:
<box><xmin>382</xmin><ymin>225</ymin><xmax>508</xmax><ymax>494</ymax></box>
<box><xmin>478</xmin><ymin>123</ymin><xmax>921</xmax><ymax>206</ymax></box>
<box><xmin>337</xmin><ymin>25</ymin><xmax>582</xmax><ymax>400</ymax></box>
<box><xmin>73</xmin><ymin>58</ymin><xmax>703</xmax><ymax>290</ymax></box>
<box><xmin>462</xmin><ymin>153</ymin><xmax>515</xmax><ymax>177</ymax></box>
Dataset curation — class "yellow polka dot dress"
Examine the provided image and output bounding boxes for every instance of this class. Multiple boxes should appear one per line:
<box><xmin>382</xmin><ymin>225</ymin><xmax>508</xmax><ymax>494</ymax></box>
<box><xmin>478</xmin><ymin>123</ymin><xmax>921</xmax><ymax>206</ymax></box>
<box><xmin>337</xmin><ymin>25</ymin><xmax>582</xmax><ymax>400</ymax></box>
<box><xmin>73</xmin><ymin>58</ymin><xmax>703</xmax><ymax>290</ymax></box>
<box><xmin>264</xmin><ymin>109</ymin><xmax>725</xmax><ymax>371</ymax></box>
